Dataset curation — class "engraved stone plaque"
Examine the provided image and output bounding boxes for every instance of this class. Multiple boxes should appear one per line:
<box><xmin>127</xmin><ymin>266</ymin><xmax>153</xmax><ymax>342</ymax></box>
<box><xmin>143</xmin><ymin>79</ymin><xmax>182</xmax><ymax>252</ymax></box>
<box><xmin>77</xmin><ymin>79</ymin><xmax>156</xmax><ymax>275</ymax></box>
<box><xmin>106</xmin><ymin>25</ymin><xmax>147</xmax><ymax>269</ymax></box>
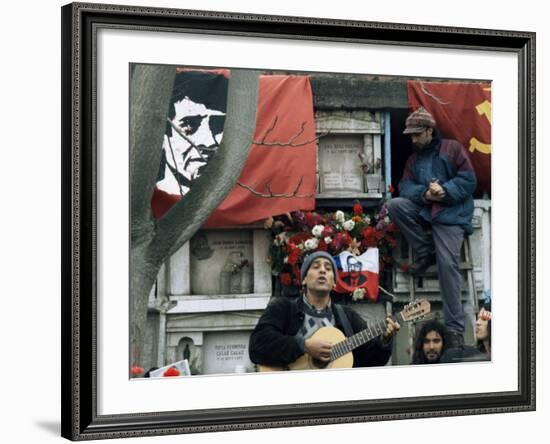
<box><xmin>319</xmin><ymin>134</ymin><xmax>364</xmax><ymax>193</ymax></box>
<box><xmin>202</xmin><ymin>331</ymin><xmax>254</xmax><ymax>374</ymax></box>
<box><xmin>190</xmin><ymin>230</ymin><xmax>254</xmax><ymax>295</ymax></box>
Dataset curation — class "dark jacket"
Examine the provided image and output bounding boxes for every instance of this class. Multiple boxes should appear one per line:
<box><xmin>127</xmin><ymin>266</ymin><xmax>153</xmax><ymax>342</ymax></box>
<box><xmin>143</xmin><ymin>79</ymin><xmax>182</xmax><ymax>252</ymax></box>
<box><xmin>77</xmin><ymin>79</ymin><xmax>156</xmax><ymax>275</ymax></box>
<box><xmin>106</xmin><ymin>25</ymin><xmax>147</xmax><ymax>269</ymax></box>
<box><xmin>249</xmin><ymin>296</ymin><xmax>392</xmax><ymax>368</ymax></box>
<box><xmin>440</xmin><ymin>344</ymin><xmax>489</xmax><ymax>363</ymax></box>
<box><xmin>399</xmin><ymin>137</ymin><xmax>477</xmax><ymax>234</ymax></box>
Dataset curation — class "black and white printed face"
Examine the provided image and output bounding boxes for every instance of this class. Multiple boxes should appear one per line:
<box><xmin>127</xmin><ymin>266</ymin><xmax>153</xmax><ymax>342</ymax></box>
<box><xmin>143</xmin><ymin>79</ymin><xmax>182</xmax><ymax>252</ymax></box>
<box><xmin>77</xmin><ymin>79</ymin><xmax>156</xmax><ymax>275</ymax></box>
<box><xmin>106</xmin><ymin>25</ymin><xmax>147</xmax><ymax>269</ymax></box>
<box><xmin>157</xmin><ymin>96</ymin><xmax>226</xmax><ymax>195</ymax></box>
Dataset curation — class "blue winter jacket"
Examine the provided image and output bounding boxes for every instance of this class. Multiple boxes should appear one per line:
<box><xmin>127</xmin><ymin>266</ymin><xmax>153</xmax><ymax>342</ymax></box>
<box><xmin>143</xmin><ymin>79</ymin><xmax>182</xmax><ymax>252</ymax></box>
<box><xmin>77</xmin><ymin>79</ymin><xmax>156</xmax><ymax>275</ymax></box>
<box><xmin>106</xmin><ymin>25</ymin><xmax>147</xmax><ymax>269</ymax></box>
<box><xmin>399</xmin><ymin>137</ymin><xmax>477</xmax><ymax>234</ymax></box>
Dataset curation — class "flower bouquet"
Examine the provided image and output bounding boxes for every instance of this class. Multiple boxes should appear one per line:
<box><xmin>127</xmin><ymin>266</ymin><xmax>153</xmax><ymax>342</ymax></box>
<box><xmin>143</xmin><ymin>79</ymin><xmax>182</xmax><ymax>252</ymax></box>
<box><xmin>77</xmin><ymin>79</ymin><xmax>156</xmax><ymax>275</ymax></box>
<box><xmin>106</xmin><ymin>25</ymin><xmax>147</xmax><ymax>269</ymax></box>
<box><xmin>266</xmin><ymin>201</ymin><xmax>400</xmax><ymax>301</ymax></box>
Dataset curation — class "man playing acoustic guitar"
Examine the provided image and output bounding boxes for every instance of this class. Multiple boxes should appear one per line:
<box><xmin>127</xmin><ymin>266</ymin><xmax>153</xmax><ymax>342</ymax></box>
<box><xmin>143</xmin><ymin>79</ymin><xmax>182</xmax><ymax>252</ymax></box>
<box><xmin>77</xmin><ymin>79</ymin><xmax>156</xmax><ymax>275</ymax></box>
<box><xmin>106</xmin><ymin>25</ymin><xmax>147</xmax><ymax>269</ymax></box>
<box><xmin>249</xmin><ymin>251</ymin><xmax>400</xmax><ymax>371</ymax></box>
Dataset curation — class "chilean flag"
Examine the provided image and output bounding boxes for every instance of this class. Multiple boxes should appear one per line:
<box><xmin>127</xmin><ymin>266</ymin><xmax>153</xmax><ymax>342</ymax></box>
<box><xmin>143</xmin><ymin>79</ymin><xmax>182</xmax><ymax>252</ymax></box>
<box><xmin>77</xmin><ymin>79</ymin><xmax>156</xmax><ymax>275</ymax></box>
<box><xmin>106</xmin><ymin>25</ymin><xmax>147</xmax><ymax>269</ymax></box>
<box><xmin>334</xmin><ymin>249</ymin><xmax>379</xmax><ymax>302</ymax></box>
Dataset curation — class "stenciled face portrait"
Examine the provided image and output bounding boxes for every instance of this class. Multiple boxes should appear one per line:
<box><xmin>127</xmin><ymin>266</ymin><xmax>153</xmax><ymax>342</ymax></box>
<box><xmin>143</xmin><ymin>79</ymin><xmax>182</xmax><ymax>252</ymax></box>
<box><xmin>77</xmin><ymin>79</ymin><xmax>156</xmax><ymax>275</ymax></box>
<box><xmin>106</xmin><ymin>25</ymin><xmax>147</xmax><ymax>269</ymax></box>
<box><xmin>156</xmin><ymin>71</ymin><xmax>228</xmax><ymax>196</ymax></box>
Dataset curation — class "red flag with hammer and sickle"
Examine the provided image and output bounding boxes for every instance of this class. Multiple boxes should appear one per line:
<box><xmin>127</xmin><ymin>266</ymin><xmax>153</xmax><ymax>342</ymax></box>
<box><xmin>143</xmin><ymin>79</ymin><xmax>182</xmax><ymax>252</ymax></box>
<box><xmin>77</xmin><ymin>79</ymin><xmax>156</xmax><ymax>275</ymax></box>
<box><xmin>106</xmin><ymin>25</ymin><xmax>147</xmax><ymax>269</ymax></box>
<box><xmin>407</xmin><ymin>81</ymin><xmax>492</xmax><ymax>195</ymax></box>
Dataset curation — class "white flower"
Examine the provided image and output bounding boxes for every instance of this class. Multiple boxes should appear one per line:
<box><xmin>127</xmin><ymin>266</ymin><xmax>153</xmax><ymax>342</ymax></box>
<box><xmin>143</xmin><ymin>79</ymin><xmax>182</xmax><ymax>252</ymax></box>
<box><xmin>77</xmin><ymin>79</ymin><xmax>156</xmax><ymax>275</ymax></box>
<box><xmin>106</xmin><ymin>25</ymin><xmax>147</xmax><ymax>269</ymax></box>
<box><xmin>384</xmin><ymin>216</ymin><xmax>391</xmax><ymax>224</ymax></box>
<box><xmin>343</xmin><ymin>219</ymin><xmax>355</xmax><ymax>231</ymax></box>
<box><xmin>335</xmin><ymin>210</ymin><xmax>345</xmax><ymax>223</ymax></box>
<box><xmin>364</xmin><ymin>216</ymin><xmax>371</xmax><ymax>225</ymax></box>
<box><xmin>312</xmin><ymin>225</ymin><xmax>324</xmax><ymax>238</ymax></box>
<box><xmin>324</xmin><ymin>236</ymin><xmax>332</xmax><ymax>245</ymax></box>
<box><xmin>352</xmin><ymin>288</ymin><xmax>366</xmax><ymax>301</ymax></box>
<box><xmin>304</xmin><ymin>238</ymin><xmax>319</xmax><ymax>251</ymax></box>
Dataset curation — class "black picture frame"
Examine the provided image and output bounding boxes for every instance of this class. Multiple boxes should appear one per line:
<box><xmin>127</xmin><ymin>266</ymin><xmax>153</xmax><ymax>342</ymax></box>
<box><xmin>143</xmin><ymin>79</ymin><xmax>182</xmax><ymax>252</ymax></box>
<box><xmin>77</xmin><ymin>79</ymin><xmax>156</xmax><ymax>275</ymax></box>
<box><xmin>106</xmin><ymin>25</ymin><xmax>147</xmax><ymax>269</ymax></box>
<box><xmin>61</xmin><ymin>2</ymin><xmax>536</xmax><ymax>440</ymax></box>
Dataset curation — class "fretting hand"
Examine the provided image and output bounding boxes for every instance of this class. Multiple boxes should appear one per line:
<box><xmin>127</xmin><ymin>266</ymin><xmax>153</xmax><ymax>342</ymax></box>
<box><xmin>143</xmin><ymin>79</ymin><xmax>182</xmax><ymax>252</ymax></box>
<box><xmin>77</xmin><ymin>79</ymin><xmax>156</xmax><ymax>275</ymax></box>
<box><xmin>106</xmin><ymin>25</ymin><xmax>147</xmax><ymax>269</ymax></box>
<box><xmin>381</xmin><ymin>316</ymin><xmax>400</xmax><ymax>342</ymax></box>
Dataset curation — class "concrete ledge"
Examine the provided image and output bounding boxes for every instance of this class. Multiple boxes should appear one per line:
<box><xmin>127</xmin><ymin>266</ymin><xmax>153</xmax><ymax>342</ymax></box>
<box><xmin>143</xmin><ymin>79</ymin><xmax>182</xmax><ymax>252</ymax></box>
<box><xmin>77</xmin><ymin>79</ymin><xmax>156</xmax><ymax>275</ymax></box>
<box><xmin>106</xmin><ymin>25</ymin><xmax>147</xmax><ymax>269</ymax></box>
<box><xmin>167</xmin><ymin>294</ymin><xmax>271</xmax><ymax>314</ymax></box>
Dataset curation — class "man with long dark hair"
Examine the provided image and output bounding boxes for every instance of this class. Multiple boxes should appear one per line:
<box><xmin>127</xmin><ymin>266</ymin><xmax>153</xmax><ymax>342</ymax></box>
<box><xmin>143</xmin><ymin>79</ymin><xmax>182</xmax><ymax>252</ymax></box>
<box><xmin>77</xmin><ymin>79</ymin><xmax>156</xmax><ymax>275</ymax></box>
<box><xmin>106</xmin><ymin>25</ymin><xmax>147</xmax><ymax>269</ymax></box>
<box><xmin>411</xmin><ymin>320</ymin><xmax>450</xmax><ymax>364</ymax></box>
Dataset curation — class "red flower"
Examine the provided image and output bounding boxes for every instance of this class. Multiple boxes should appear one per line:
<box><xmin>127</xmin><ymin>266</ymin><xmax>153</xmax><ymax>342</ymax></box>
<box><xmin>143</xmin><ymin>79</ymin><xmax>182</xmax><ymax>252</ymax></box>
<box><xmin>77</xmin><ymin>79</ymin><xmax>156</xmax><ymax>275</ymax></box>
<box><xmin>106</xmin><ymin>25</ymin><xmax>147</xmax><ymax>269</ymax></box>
<box><xmin>287</xmin><ymin>246</ymin><xmax>301</xmax><ymax>265</ymax></box>
<box><xmin>317</xmin><ymin>239</ymin><xmax>328</xmax><ymax>252</ymax></box>
<box><xmin>280</xmin><ymin>273</ymin><xmax>292</xmax><ymax>286</ymax></box>
<box><xmin>327</xmin><ymin>240</ymin><xmax>338</xmax><ymax>254</ymax></box>
<box><xmin>163</xmin><ymin>367</ymin><xmax>181</xmax><ymax>377</ymax></box>
<box><xmin>321</xmin><ymin>226</ymin><xmax>334</xmax><ymax>238</ymax></box>
<box><xmin>342</xmin><ymin>233</ymin><xmax>352</xmax><ymax>248</ymax></box>
<box><xmin>332</xmin><ymin>232</ymin><xmax>352</xmax><ymax>251</ymax></box>
<box><xmin>289</xmin><ymin>232</ymin><xmax>310</xmax><ymax>245</ymax></box>
<box><xmin>130</xmin><ymin>365</ymin><xmax>144</xmax><ymax>376</ymax></box>
<box><xmin>353</xmin><ymin>201</ymin><xmax>363</xmax><ymax>216</ymax></box>
<box><xmin>388</xmin><ymin>184</ymin><xmax>395</xmax><ymax>193</ymax></box>
<box><xmin>304</xmin><ymin>212</ymin><xmax>322</xmax><ymax>228</ymax></box>
<box><xmin>331</xmin><ymin>233</ymin><xmax>342</xmax><ymax>249</ymax></box>
<box><xmin>361</xmin><ymin>227</ymin><xmax>378</xmax><ymax>247</ymax></box>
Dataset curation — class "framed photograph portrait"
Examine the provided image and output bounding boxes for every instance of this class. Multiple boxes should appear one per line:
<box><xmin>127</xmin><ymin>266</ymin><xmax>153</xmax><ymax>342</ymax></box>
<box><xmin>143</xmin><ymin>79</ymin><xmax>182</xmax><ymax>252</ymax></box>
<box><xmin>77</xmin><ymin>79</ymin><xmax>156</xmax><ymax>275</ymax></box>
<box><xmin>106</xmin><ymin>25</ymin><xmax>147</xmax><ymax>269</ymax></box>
<box><xmin>61</xmin><ymin>2</ymin><xmax>535</xmax><ymax>440</ymax></box>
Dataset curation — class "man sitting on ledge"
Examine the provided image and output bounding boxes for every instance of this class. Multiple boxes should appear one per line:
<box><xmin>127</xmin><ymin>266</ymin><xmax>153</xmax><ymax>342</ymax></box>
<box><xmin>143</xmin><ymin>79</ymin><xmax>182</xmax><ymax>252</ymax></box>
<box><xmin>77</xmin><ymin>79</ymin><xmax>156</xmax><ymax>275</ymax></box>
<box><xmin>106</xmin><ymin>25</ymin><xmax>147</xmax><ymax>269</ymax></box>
<box><xmin>387</xmin><ymin>107</ymin><xmax>477</xmax><ymax>348</ymax></box>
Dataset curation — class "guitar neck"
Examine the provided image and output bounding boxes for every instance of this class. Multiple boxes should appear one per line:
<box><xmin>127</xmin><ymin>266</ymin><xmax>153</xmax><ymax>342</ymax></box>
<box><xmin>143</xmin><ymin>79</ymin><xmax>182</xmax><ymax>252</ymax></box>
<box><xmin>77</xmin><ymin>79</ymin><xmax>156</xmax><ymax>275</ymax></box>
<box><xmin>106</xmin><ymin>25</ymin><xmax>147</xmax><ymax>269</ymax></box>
<box><xmin>324</xmin><ymin>299</ymin><xmax>429</xmax><ymax>363</ymax></box>
<box><xmin>330</xmin><ymin>315</ymin><xmax>399</xmax><ymax>361</ymax></box>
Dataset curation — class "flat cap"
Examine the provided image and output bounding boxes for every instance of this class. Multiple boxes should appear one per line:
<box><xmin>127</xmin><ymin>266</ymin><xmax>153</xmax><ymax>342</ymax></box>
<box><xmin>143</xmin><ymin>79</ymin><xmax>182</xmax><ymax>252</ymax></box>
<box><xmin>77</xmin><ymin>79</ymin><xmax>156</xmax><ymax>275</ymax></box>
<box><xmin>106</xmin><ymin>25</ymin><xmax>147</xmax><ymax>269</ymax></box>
<box><xmin>403</xmin><ymin>106</ymin><xmax>436</xmax><ymax>134</ymax></box>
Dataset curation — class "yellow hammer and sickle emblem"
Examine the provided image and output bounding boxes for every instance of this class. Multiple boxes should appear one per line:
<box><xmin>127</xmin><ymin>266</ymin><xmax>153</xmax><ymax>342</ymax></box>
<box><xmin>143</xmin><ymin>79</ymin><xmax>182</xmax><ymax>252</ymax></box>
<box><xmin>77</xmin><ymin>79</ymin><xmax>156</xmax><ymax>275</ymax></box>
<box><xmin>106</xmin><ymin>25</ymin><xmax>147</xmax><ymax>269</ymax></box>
<box><xmin>468</xmin><ymin>99</ymin><xmax>492</xmax><ymax>154</ymax></box>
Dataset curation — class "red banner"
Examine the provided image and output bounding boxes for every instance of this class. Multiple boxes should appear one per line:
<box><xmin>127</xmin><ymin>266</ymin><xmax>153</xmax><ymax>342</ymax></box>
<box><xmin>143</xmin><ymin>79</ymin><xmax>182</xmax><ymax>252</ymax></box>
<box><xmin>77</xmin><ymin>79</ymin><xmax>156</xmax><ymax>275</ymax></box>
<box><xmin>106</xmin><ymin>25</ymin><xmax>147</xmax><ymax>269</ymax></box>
<box><xmin>407</xmin><ymin>81</ymin><xmax>491</xmax><ymax>195</ymax></box>
<box><xmin>152</xmin><ymin>72</ymin><xmax>317</xmax><ymax>226</ymax></box>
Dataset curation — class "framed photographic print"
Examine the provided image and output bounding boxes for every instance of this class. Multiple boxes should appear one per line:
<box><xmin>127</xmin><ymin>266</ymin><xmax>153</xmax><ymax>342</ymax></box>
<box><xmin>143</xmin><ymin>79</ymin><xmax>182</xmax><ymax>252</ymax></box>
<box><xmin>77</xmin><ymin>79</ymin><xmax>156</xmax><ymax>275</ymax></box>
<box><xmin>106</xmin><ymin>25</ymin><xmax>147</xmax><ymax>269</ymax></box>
<box><xmin>61</xmin><ymin>2</ymin><xmax>535</xmax><ymax>440</ymax></box>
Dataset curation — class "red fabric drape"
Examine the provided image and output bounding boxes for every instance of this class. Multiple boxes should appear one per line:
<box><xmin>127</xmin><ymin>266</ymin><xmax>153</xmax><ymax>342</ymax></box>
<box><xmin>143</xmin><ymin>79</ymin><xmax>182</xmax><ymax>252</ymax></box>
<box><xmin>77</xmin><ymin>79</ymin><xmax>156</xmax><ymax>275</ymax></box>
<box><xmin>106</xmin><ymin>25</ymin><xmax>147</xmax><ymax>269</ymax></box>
<box><xmin>204</xmin><ymin>75</ymin><xmax>317</xmax><ymax>227</ymax></box>
<box><xmin>152</xmin><ymin>73</ymin><xmax>317</xmax><ymax>226</ymax></box>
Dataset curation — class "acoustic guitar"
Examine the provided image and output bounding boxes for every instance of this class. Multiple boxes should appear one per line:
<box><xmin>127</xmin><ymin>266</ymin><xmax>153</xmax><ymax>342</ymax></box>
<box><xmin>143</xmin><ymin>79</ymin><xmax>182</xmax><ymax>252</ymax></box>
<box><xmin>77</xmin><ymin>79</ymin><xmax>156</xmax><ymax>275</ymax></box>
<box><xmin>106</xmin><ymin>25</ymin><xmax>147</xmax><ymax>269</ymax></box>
<box><xmin>258</xmin><ymin>298</ymin><xmax>430</xmax><ymax>372</ymax></box>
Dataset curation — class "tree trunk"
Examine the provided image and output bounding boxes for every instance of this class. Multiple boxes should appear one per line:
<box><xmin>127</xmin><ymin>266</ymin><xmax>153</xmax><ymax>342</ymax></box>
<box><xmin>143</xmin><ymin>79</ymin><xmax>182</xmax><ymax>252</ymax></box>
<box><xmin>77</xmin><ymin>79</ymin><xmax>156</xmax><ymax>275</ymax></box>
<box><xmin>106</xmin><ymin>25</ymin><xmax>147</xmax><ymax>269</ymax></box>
<box><xmin>129</xmin><ymin>245</ymin><xmax>160</xmax><ymax>368</ymax></box>
<box><xmin>129</xmin><ymin>67</ymin><xmax>260</xmax><ymax>370</ymax></box>
<box><xmin>129</xmin><ymin>64</ymin><xmax>176</xmax><ymax>371</ymax></box>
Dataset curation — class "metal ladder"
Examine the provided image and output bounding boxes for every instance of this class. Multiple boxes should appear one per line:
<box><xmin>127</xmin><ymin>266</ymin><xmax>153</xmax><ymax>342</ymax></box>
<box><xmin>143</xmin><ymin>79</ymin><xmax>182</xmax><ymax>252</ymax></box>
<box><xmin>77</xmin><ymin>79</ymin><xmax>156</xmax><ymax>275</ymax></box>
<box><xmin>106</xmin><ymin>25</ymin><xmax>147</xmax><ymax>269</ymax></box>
<box><xmin>407</xmin><ymin>235</ymin><xmax>477</xmax><ymax>348</ymax></box>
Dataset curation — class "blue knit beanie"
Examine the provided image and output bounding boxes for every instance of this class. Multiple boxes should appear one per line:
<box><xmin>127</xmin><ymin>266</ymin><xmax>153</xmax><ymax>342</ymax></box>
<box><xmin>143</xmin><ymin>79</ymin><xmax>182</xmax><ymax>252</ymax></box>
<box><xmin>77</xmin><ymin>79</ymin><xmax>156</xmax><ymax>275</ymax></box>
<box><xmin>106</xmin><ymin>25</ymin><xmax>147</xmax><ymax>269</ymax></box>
<box><xmin>300</xmin><ymin>251</ymin><xmax>338</xmax><ymax>282</ymax></box>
